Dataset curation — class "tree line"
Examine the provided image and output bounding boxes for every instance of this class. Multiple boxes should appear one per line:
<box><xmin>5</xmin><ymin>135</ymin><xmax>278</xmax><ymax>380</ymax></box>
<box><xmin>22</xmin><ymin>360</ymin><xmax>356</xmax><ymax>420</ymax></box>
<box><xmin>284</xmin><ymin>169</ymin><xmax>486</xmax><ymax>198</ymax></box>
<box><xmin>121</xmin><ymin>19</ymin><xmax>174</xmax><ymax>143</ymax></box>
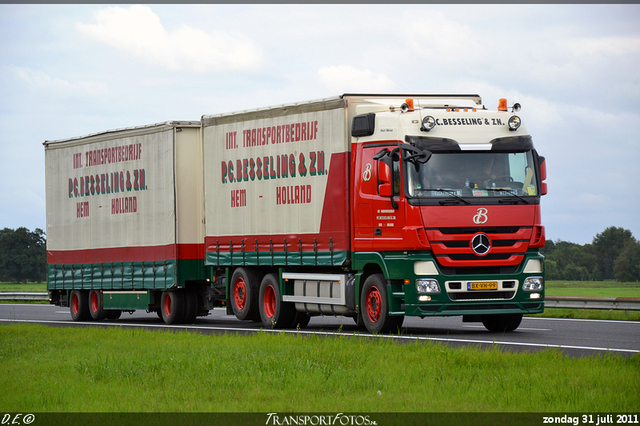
<box><xmin>0</xmin><ymin>225</ymin><xmax>639</xmax><ymax>283</ymax></box>
<box><xmin>0</xmin><ymin>227</ymin><xmax>46</xmax><ymax>283</ymax></box>
<box><xmin>542</xmin><ymin>226</ymin><xmax>640</xmax><ymax>282</ymax></box>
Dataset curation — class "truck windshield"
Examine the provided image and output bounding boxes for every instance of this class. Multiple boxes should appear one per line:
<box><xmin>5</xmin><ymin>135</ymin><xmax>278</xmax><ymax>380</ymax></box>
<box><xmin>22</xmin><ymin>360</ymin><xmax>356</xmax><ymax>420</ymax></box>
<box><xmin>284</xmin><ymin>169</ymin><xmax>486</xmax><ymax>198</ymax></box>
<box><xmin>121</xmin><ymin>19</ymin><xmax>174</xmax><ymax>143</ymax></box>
<box><xmin>406</xmin><ymin>151</ymin><xmax>539</xmax><ymax>199</ymax></box>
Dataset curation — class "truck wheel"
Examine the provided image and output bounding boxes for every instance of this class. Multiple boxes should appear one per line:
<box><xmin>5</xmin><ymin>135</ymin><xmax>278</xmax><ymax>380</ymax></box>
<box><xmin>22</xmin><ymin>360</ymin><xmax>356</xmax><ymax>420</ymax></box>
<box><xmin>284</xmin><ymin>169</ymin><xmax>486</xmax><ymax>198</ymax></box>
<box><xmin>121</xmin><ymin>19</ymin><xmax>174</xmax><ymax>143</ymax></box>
<box><xmin>183</xmin><ymin>288</ymin><xmax>198</xmax><ymax>324</ymax></box>
<box><xmin>89</xmin><ymin>289</ymin><xmax>108</xmax><ymax>320</ymax></box>
<box><xmin>361</xmin><ymin>274</ymin><xmax>403</xmax><ymax>334</ymax></box>
<box><xmin>481</xmin><ymin>313</ymin><xmax>523</xmax><ymax>332</ymax></box>
<box><xmin>161</xmin><ymin>291</ymin><xmax>185</xmax><ymax>325</ymax></box>
<box><xmin>70</xmin><ymin>290</ymin><xmax>90</xmax><ymax>321</ymax></box>
<box><xmin>259</xmin><ymin>274</ymin><xmax>295</xmax><ymax>329</ymax></box>
<box><xmin>230</xmin><ymin>267</ymin><xmax>261</xmax><ymax>321</ymax></box>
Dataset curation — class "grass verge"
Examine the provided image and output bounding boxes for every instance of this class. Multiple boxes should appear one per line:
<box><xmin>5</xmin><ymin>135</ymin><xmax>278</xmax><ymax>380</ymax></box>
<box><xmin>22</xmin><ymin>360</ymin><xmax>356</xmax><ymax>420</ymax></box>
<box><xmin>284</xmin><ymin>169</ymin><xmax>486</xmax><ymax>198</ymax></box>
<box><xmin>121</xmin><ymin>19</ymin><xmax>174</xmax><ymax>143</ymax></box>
<box><xmin>0</xmin><ymin>323</ymin><xmax>638</xmax><ymax>413</ymax></box>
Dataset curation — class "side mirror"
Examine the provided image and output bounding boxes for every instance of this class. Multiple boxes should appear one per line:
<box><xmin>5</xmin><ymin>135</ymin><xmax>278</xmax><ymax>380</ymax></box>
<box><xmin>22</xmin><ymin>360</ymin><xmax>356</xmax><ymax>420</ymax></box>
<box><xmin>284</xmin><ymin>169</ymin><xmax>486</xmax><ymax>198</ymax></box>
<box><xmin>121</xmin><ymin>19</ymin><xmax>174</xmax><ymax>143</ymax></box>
<box><xmin>539</xmin><ymin>156</ymin><xmax>547</xmax><ymax>196</ymax></box>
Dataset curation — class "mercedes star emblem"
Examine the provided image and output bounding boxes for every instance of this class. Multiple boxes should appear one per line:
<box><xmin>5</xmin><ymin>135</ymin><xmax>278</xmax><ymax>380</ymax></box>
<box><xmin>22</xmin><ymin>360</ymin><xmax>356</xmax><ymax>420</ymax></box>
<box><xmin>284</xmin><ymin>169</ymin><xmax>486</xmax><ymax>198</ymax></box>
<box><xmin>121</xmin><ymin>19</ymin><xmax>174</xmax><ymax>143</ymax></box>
<box><xmin>471</xmin><ymin>233</ymin><xmax>491</xmax><ymax>256</ymax></box>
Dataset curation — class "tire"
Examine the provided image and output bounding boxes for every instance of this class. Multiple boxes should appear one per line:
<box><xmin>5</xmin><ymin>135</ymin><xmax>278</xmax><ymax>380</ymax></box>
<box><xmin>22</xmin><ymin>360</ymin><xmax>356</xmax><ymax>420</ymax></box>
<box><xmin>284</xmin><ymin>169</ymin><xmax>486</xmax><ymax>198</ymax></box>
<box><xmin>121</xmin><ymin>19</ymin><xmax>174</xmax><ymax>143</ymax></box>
<box><xmin>89</xmin><ymin>289</ymin><xmax>108</xmax><ymax>320</ymax></box>
<box><xmin>361</xmin><ymin>274</ymin><xmax>404</xmax><ymax>334</ymax></box>
<box><xmin>183</xmin><ymin>288</ymin><xmax>198</xmax><ymax>324</ymax></box>
<box><xmin>70</xmin><ymin>289</ymin><xmax>90</xmax><ymax>321</ymax></box>
<box><xmin>161</xmin><ymin>291</ymin><xmax>185</xmax><ymax>325</ymax></box>
<box><xmin>259</xmin><ymin>274</ymin><xmax>296</xmax><ymax>329</ymax></box>
<box><xmin>230</xmin><ymin>267</ymin><xmax>262</xmax><ymax>321</ymax></box>
<box><xmin>481</xmin><ymin>313</ymin><xmax>523</xmax><ymax>332</ymax></box>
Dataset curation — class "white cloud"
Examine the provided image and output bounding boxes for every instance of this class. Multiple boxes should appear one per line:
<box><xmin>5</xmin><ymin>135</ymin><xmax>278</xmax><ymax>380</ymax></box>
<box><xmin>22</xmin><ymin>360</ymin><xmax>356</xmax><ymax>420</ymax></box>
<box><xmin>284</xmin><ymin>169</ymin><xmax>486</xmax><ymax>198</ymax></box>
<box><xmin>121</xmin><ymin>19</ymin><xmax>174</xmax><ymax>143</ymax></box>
<box><xmin>76</xmin><ymin>5</ymin><xmax>262</xmax><ymax>73</ymax></box>
<box><xmin>402</xmin><ymin>10</ymin><xmax>485</xmax><ymax>65</ymax></box>
<box><xmin>318</xmin><ymin>65</ymin><xmax>396</xmax><ymax>93</ymax></box>
<box><xmin>4</xmin><ymin>65</ymin><xmax>108</xmax><ymax>98</ymax></box>
<box><xmin>561</xmin><ymin>35</ymin><xmax>640</xmax><ymax>62</ymax></box>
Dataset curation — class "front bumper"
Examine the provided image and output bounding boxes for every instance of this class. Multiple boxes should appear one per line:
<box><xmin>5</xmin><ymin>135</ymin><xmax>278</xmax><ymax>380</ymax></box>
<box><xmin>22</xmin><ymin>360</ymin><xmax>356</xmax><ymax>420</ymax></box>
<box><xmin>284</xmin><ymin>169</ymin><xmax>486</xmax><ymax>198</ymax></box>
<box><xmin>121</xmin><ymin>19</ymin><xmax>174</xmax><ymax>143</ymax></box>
<box><xmin>356</xmin><ymin>250</ymin><xmax>545</xmax><ymax>317</ymax></box>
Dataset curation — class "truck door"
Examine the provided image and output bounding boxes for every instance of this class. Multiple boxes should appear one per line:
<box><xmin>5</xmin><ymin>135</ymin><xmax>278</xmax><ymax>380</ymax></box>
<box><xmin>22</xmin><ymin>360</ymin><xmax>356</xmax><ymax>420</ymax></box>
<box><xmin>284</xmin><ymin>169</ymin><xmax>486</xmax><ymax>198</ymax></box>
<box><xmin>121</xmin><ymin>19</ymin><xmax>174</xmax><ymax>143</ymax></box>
<box><xmin>353</xmin><ymin>144</ymin><xmax>406</xmax><ymax>252</ymax></box>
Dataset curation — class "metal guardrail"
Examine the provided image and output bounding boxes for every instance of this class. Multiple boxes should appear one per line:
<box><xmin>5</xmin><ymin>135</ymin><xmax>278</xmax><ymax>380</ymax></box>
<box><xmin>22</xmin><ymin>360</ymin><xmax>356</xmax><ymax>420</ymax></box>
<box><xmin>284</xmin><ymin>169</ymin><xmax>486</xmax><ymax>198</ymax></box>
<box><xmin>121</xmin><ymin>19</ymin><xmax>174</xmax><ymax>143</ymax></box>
<box><xmin>0</xmin><ymin>292</ymin><xmax>48</xmax><ymax>301</ymax></box>
<box><xmin>0</xmin><ymin>292</ymin><xmax>638</xmax><ymax>310</ymax></box>
<box><xmin>545</xmin><ymin>296</ymin><xmax>640</xmax><ymax>311</ymax></box>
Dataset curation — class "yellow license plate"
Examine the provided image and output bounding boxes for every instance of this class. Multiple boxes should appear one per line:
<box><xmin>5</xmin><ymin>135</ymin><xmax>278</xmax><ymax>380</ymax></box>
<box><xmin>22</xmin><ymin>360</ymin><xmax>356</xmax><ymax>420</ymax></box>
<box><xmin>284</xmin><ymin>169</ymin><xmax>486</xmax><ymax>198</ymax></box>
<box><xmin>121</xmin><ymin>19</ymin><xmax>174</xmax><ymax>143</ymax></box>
<box><xmin>468</xmin><ymin>281</ymin><xmax>498</xmax><ymax>290</ymax></box>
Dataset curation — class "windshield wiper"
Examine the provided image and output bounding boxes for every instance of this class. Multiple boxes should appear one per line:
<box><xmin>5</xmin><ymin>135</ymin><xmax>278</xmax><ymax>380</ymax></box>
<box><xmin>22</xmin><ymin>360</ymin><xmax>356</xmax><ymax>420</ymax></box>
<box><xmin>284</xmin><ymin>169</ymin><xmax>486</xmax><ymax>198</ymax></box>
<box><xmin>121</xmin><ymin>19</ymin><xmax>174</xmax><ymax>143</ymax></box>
<box><xmin>495</xmin><ymin>188</ymin><xmax>529</xmax><ymax>204</ymax></box>
<box><xmin>424</xmin><ymin>188</ymin><xmax>471</xmax><ymax>205</ymax></box>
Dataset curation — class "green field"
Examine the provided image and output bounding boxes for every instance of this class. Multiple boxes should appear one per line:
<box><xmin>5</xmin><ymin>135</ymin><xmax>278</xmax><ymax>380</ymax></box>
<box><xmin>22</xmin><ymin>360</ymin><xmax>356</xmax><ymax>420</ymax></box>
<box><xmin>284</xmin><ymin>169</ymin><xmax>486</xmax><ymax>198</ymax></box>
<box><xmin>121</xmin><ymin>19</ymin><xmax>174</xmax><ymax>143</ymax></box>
<box><xmin>538</xmin><ymin>281</ymin><xmax>640</xmax><ymax>320</ymax></box>
<box><xmin>545</xmin><ymin>280</ymin><xmax>640</xmax><ymax>297</ymax></box>
<box><xmin>0</xmin><ymin>323</ymin><xmax>638</xmax><ymax>413</ymax></box>
<box><xmin>0</xmin><ymin>282</ymin><xmax>46</xmax><ymax>292</ymax></box>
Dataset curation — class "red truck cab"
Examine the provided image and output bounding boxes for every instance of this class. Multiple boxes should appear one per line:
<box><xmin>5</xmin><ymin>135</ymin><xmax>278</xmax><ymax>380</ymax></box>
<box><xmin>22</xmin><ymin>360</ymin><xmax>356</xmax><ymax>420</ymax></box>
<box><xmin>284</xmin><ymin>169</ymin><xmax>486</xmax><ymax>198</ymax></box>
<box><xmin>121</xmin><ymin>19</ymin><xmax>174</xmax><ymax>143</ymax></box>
<box><xmin>350</xmin><ymin>96</ymin><xmax>546</xmax><ymax>332</ymax></box>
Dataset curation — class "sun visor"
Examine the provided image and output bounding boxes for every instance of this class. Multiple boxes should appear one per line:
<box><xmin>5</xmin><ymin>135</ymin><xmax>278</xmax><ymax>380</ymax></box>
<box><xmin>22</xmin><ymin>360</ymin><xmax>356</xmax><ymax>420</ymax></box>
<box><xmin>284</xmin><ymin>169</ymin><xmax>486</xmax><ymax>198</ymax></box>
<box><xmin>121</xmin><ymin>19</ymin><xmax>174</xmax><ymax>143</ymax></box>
<box><xmin>489</xmin><ymin>135</ymin><xmax>533</xmax><ymax>152</ymax></box>
<box><xmin>406</xmin><ymin>135</ymin><xmax>533</xmax><ymax>153</ymax></box>
<box><xmin>405</xmin><ymin>136</ymin><xmax>461</xmax><ymax>152</ymax></box>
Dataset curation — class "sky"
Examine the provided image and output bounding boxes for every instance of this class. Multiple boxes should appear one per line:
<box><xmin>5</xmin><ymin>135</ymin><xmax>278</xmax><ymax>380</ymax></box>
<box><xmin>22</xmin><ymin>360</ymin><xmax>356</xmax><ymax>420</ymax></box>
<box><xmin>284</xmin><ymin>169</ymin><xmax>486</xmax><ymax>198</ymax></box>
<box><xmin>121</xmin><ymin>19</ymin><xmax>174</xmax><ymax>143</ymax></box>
<box><xmin>1</xmin><ymin>4</ymin><xmax>639</xmax><ymax>245</ymax></box>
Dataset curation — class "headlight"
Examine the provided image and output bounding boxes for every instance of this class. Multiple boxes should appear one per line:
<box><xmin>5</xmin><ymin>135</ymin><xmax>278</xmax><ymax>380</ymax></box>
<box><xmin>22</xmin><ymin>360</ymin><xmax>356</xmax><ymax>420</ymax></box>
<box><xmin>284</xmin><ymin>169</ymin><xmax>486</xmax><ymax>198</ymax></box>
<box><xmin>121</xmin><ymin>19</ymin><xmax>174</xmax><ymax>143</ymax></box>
<box><xmin>523</xmin><ymin>276</ymin><xmax>543</xmax><ymax>291</ymax></box>
<box><xmin>416</xmin><ymin>278</ymin><xmax>441</xmax><ymax>294</ymax></box>
<box><xmin>508</xmin><ymin>115</ymin><xmax>521</xmax><ymax>131</ymax></box>
<box><xmin>421</xmin><ymin>116</ymin><xmax>436</xmax><ymax>132</ymax></box>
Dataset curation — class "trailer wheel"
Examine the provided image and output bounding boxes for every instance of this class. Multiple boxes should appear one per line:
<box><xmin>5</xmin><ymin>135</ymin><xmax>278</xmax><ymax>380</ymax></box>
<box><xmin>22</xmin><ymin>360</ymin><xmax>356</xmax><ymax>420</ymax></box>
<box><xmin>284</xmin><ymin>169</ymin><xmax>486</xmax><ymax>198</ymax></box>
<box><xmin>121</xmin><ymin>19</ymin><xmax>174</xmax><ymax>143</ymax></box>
<box><xmin>361</xmin><ymin>274</ymin><xmax>403</xmax><ymax>334</ymax></box>
<box><xmin>161</xmin><ymin>291</ymin><xmax>185</xmax><ymax>325</ymax></box>
<box><xmin>89</xmin><ymin>289</ymin><xmax>108</xmax><ymax>320</ymax></box>
<box><xmin>183</xmin><ymin>288</ymin><xmax>198</xmax><ymax>324</ymax></box>
<box><xmin>230</xmin><ymin>267</ymin><xmax>261</xmax><ymax>321</ymax></box>
<box><xmin>481</xmin><ymin>313</ymin><xmax>523</xmax><ymax>332</ymax></box>
<box><xmin>70</xmin><ymin>290</ymin><xmax>90</xmax><ymax>321</ymax></box>
<box><xmin>259</xmin><ymin>274</ymin><xmax>295</xmax><ymax>329</ymax></box>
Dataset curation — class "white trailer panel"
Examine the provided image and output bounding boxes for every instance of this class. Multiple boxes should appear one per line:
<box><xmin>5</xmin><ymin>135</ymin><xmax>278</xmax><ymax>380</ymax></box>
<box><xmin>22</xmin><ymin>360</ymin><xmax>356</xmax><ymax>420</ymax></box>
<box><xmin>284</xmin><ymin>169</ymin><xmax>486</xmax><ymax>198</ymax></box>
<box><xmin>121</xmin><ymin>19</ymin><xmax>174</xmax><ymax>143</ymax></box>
<box><xmin>44</xmin><ymin>121</ymin><xmax>203</xmax><ymax>290</ymax></box>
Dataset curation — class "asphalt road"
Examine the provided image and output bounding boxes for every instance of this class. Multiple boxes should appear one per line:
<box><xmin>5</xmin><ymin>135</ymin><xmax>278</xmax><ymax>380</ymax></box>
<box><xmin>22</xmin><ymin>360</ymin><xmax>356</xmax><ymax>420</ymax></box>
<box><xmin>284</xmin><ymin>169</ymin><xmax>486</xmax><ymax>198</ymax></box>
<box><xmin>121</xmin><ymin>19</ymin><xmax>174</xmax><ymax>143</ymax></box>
<box><xmin>1</xmin><ymin>303</ymin><xmax>639</xmax><ymax>358</ymax></box>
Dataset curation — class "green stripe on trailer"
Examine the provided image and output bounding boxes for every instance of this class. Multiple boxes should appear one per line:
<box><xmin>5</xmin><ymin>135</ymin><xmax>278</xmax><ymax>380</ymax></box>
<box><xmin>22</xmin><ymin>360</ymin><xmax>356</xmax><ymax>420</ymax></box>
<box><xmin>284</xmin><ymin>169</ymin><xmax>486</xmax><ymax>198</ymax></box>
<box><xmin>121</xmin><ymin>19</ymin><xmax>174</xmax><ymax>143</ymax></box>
<box><xmin>48</xmin><ymin>257</ymin><xmax>207</xmax><ymax>293</ymax></box>
<box><xmin>205</xmin><ymin>250</ymin><xmax>348</xmax><ymax>267</ymax></box>
<box><xmin>47</xmin><ymin>260</ymin><xmax>178</xmax><ymax>291</ymax></box>
<box><xmin>176</xmin><ymin>258</ymin><xmax>206</xmax><ymax>283</ymax></box>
